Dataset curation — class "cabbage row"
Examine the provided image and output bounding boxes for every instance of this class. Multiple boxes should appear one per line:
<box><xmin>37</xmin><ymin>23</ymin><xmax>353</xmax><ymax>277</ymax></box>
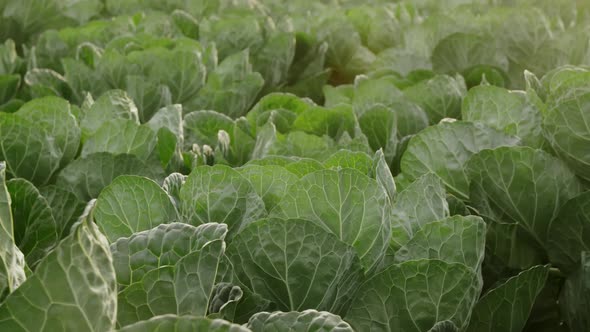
<box><xmin>1</xmin><ymin>0</ymin><xmax>590</xmax><ymax>331</ymax></box>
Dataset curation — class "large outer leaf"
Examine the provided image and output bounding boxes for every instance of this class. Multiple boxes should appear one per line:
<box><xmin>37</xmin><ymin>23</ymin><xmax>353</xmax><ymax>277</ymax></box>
<box><xmin>81</xmin><ymin>119</ymin><xmax>157</xmax><ymax>161</ymax></box>
<box><xmin>199</xmin><ymin>14</ymin><xmax>263</xmax><ymax>61</ymax></box>
<box><xmin>116</xmin><ymin>266</ymin><xmax>176</xmax><ymax>325</ymax></box>
<box><xmin>0</xmin><ymin>113</ymin><xmax>62</xmax><ymax>186</ymax></box>
<box><xmin>316</xmin><ymin>15</ymin><xmax>362</xmax><ymax>75</ymax></box>
<box><xmin>237</xmin><ymin>165</ymin><xmax>298</xmax><ymax>212</ymax></box>
<box><xmin>247</xmin><ymin>156</ymin><xmax>325</xmax><ymax>178</ymax></box>
<box><xmin>346</xmin><ymin>259</ymin><xmax>481</xmax><ymax>332</ymax></box>
<box><xmin>117</xmin><ymin>241</ymin><xmax>225</xmax><ymax>326</ymax></box>
<box><xmin>188</xmin><ymin>50</ymin><xmax>263</xmax><ymax>118</ymax></box>
<box><xmin>431</xmin><ymin>33</ymin><xmax>508</xmax><ymax>74</ymax></box>
<box><xmin>80</xmin><ymin>89</ymin><xmax>139</xmax><ymax>138</ymax></box>
<box><xmin>154</xmin><ymin>127</ymin><xmax>183</xmax><ymax>172</ymax></box>
<box><xmin>183</xmin><ymin>111</ymin><xmax>234</xmax><ymax>148</ymax></box>
<box><xmin>175</xmin><ymin>241</ymin><xmax>225</xmax><ymax>316</ymax></box>
<box><xmin>246</xmin><ymin>93</ymin><xmax>312</xmax><ymax>135</ymax></box>
<box><xmin>112</xmin><ymin>223</ymin><xmax>227</xmax><ymax>327</ymax></box>
<box><xmin>351</xmin><ymin>75</ymin><xmax>401</xmax><ymax>115</ymax></box>
<box><xmin>393</xmin><ymin>100</ymin><xmax>429</xmax><ymax>138</ymax></box>
<box><xmin>253</xmin><ymin>31</ymin><xmax>296</xmax><ymax>93</ymax></box>
<box><xmin>401</xmin><ymin>121</ymin><xmax>519</xmax><ymax>200</ymax></box>
<box><xmin>404</xmin><ymin>75</ymin><xmax>467</xmax><ymax>124</ymax></box>
<box><xmin>17</xmin><ymin>97</ymin><xmax>81</xmax><ymax>168</ymax></box>
<box><xmin>0</xmin><ymin>0</ymin><xmax>101</xmax><ymax>40</ymax></box>
<box><xmin>390</xmin><ymin>173</ymin><xmax>449</xmax><ymax>251</ymax></box>
<box><xmin>227</xmin><ymin>218</ymin><xmax>363</xmax><ymax>314</ymax></box>
<box><xmin>462</xmin><ymin>85</ymin><xmax>544</xmax><ymax>148</ymax></box>
<box><xmin>95</xmin><ymin>175</ymin><xmax>178</xmax><ymax>243</ymax></box>
<box><xmin>483</xmin><ymin>221</ymin><xmax>545</xmax><ymax>284</ymax></box>
<box><xmin>61</xmin><ymin>58</ymin><xmax>100</xmax><ymax>104</ymax></box>
<box><xmin>246</xmin><ymin>310</ymin><xmax>354</xmax><ymax>332</ymax></box>
<box><xmin>6</xmin><ymin>178</ymin><xmax>58</xmax><ymax>267</ymax></box>
<box><xmin>260</xmin><ymin>130</ymin><xmax>338</xmax><ymax>161</ymax></box>
<box><xmin>352</xmin><ymin>77</ymin><xmax>407</xmax><ymax>162</ymax></box>
<box><xmin>147</xmin><ymin>105</ymin><xmax>183</xmax><ymax>141</ymax></box>
<box><xmin>271</xmin><ymin>168</ymin><xmax>391</xmax><ymax>272</ymax></box>
<box><xmin>180</xmin><ymin>165</ymin><xmax>266</xmax><ymax>234</ymax></box>
<box><xmin>467</xmin><ymin>146</ymin><xmax>582</xmax><ymax>246</ymax></box>
<box><xmin>544</xmin><ymin>70</ymin><xmax>590</xmax><ymax>181</ymax></box>
<box><xmin>292</xmin><ymin>104</ymin><xmax>355</xmax><ymax>140</ymax></box>
<box><xmin>357</xmin><ymin>105</ymin><xmax>397</xmax><ymax>163</ymax></box>
<box><xmin>0</xmin><ymin>202</ymin><xmax>117</xmax><ymax>331</ymax></box>
<box><xmin>324</xmin><ymin>150</ymin><xmax>373</xmax><ymax>175</ymax></box>
<box><xmin>130</xmin><ymin>46</ymin><xmax>206</xmax><ymax>106</ymax></box>
<box><xmin>522</xmin><ymin>269</ymin><xmax>569</xmax><ymax>332</ymax></box>
<box><xmin>547</xmin><ymin>191</ymin><xmax>590</xmax><ymax>274</ymax></box>
<box><xmin>56</xmin><ymin>152</ymin><xmax>163</xmax><ymax>201</ymax></box>
<box><xmin>497</xmin><ymin>11</ymin><xmax>565</xmax><ymax>88</ymax></box>
<box><xmin>110</xmin><ymin>222</ymin><xmax>227</xmax><ymax>287</ymax></box>
<box><xmin>125</xmin><ymin>75</ymin><xmax>172</xmax><ymax>123</ymax></box>
<box><xmin>0</xmin><ymin>162</ymin><xmax>26</xmax><ymax>297</ymax></box>
<box><xmin>394</xmin><ymin>215</ymin><xmax>486</xmax><ymax>272</ymax></box>
<box><xmin>466</xmin><ymin>265</ymin><xmax>548</xmax><ymax>332</ymax></box>
<box><xmin>39</xmin><ymin>185</ymin><xmax>86</xmax><ymax>239</ymax></box>
<box><xmin>117</xmin><ymin>315</ymin><xmax>251</xmax><ymax>332</ymax></box>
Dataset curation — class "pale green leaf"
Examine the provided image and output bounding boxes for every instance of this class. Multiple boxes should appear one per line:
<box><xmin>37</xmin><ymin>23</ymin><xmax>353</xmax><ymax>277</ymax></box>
<box><xmin>247</xmin><ymin>310</ymin><xmax>353</xmax><ymax>332</ymax></box>
<box><xmin>0</xmin><ymin>202</ymin><xmax>117</xmax><ymax>332</ymax></box>
<box><xmin>271</xmin><ymin>168</ymin><xmax>391</xmax><ymax>272</ymax></box>
<box><xmin>95</xmin><ymin>175</ymin><xmax>178</xmax><ymax>243</ymax></box>
<box><xmin>180</xmin><ymin>165</ymin><xmax>266</xmax><ymax>235</ymax></box>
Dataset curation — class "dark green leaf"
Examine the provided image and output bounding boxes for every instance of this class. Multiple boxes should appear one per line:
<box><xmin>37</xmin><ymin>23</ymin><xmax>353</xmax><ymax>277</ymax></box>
<box><xmin>227</xmin><ymin>218</ymin><xmax>363</xmax><ymax>313</ymax></box>
<box><xmin>467</xmin><ymin>146</ymin><xmax>582</xmax><ymax>246</ymax></box>
<box><xmin>346</xmin><ymin>259</ymin><xmax>481</xmax><ymax>332</ymax></box>
<box><xmin>394</xmin><ymin>215</ymin><xmax>486</xmax><ymax>272</ymax></box>
<box><xmin>6</xmin><ymin>179</ymin><xmax>58</xmax><ymax>267</ymax></box>
<box><xmin>38</xmin><ymin>185</ymin><xmax>85</xmax><ymax>239</ymax></box>
<box><xmin>401</xmin><ymin>121</ymin><xmax>520</xmax><ymax>199</ymax></box>
<box><xmin>56</xmin><ymin>153</ymin><xmax>164</xmax><ymax>201</ymax></box>
<box><xmin>560</xmin><ymin>252</ymin><xmax>590</xmax><ymax>332</ymax></box>
<box><xmin>548</xmin><ymin>191</ymin><xmax>590</xmax><ymax>274</ymax></box>
<box><xmin>466</xmin><ymin>265</ymin><xmax>549</xmax><ymax>332</ymax></box>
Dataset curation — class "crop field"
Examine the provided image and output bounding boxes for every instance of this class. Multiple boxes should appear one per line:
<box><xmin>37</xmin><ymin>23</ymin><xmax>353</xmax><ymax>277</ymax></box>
<box><xmin>0</xmin><ymin>0</ymin><xmax>589</xmax><ymax>331</ymax></box>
